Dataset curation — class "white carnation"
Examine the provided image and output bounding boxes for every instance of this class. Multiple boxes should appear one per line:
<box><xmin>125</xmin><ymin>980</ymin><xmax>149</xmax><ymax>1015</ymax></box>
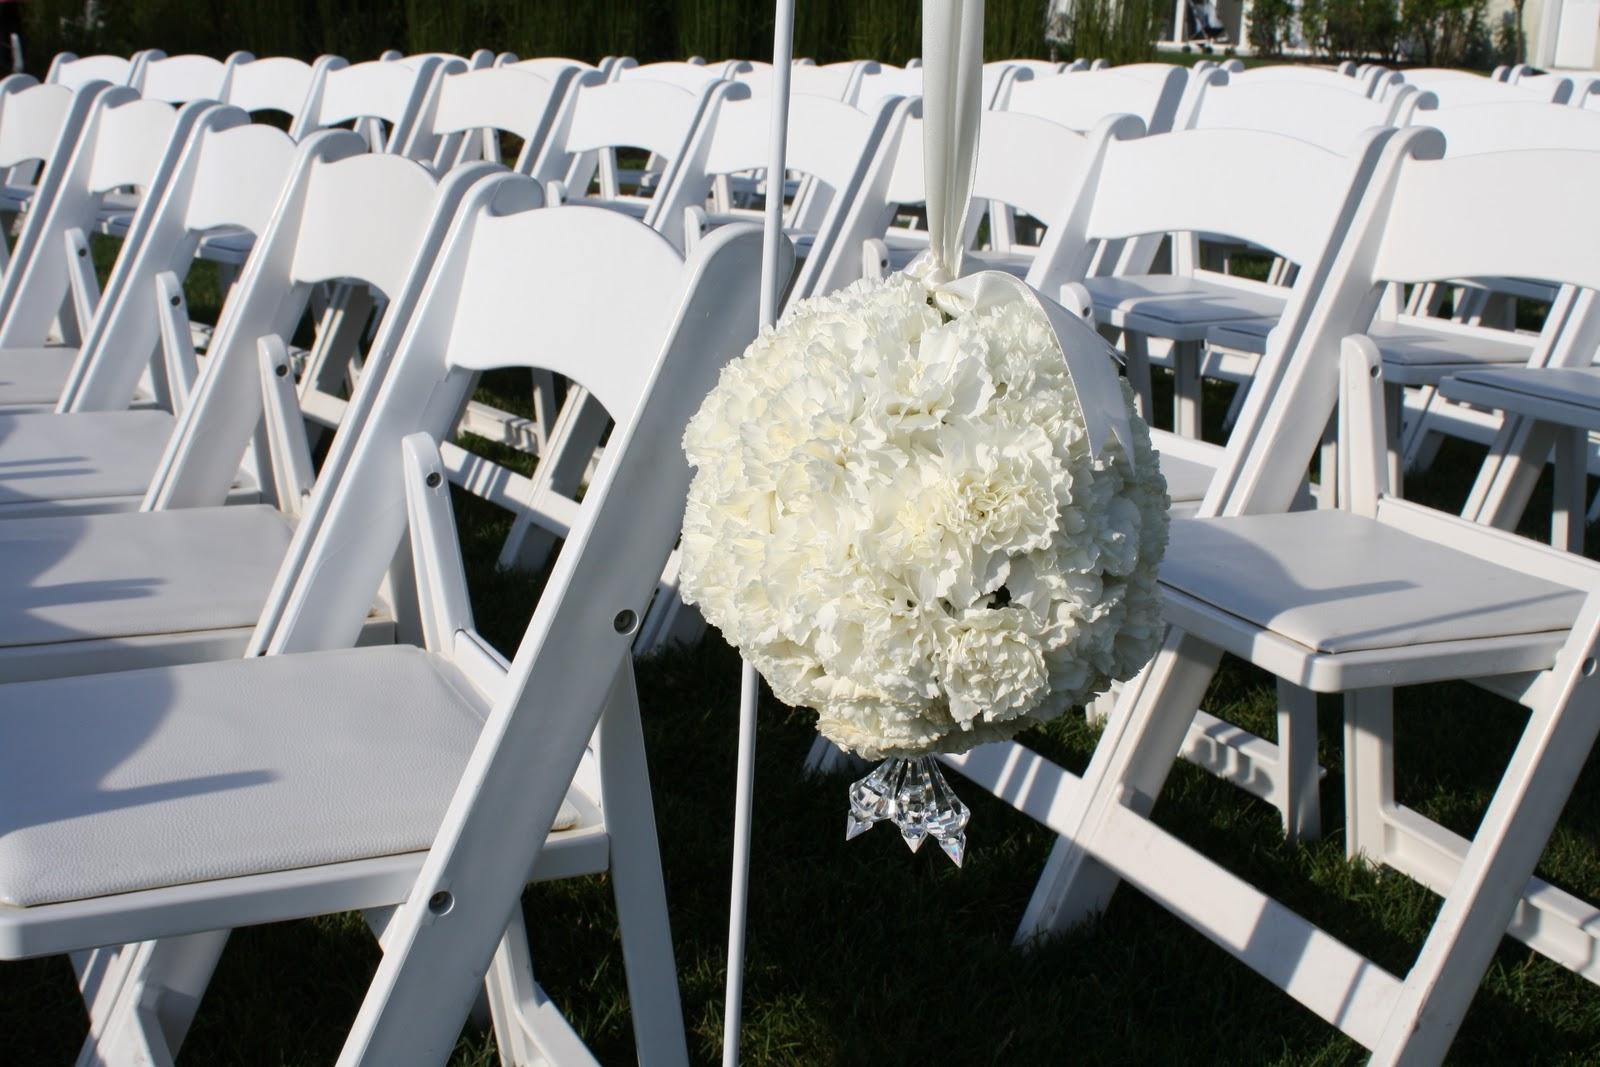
<box><xmin>679</xmin><ymin>273</ymin><xmax>1170</xmax><ymax>759</ymax></box>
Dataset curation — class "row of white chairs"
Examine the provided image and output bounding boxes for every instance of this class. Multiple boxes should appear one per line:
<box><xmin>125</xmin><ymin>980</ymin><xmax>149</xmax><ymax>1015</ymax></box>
<box><xmin>4</xmin><ymin>49</ymin><xmax>1600</xmax><ymax>1063</ymax></box>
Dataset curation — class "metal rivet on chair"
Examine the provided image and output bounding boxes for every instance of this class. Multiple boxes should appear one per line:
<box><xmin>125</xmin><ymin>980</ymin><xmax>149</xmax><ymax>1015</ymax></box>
<box><xmin>274</xmin><ymin>363</ymin><xmax>289</xmax><ymax>378</ymax></box>
<box><xmin>425</xmin><ymin>471</ymin><xmax>442</xmax><ymax>489</ymax></box>
<box><xmin>427</xmin><ymin>890</ymin><xmax>453</xmax><ymax>915</ymax></box>
<box><xmin>613</xmin><ymin>609</ymin><xmax>638</xmax><ymax>635</ymax></box>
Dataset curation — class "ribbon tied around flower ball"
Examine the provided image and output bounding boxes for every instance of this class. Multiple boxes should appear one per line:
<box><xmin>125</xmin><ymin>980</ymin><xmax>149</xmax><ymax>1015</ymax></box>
<box><xmin>908</xmin><ymin>0</ymin><xmax>1134</xmax><ymax>461</ymax></box>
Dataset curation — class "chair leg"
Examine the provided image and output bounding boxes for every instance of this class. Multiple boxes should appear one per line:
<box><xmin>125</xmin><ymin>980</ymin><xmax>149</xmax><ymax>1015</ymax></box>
<box><xmin>1174</xmin><ymin>340</ymin><xmax>1202</xmax><ymax>439</ymax></box>
<box><xmin>1383</xmin><ymin>382</ymin><xmax>1405</xmax><ymax>497</ymax></box>
<box><xmin>499</xmin><ymin>388</ymin><xmax>607</xmax><ymax>572</ymax></box>
<box><xmin>1398</xmin><ymin>385</ymin><xmax>1438</xmax><ymax>475</ymax></box>
<box><xmin>1463</xmin><ymin>416</ymin><xmax>1553</xmax><ymax>531</ymax></box>
<box><xmin>74</xmin><ymin>931</ymin><xmax>230</xmax><ymax>1067</ymax></box>
<box><xmin>1277</xmin><ymin>680</ymin><xmax>1321</xmax><ymax>842</ymax></box>
<box><xmin>1371</xmin><ymin>662</ymin><xmax>1600</xmax><ymax>1064</ymax></box>
<box><xmin>596</xmin><ymin>664</ymin><xmax>691</xmax><ymax>1067</ymax></box>
<box><xmin>1343</xmin><ymin>687</ymin><xmax>1395</xmax><ymax>864</ymax></box>
<box><xmin>1122</xmin><ymin>331</ymin><xmax>1154</xmax><ymax>424</ymax></box>
<box><xmin>483</xmin><ymin>911</ymin><xmax>597</xmax><ymax>1066</ymax></box>
<box><xmin>1552</xmin><ymin>426</ymin><xmax>1588</xmax><ymax>554</ymax></box>
<box><xmin>1015</xmin><ymin>629</ymin><xmax>1223</xmax><ymax>944</ymax></box>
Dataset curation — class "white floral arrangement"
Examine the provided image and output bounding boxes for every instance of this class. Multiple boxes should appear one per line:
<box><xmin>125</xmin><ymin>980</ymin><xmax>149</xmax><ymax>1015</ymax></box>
<box><xmin>679</xmin><ymin>273</ymin><xmax>1170</xmax><ymax>760</ymax></box>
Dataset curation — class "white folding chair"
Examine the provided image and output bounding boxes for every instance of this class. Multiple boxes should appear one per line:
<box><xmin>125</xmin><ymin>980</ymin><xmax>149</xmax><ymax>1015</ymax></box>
<box><xmin>0</xmin><ymin>191</ymin><xmax>771</xmax><ymax>1067</ymax></box>
<box><xmin>0</xmin><ymin>138</ymin><xmax>495</xmax><ymax>687</ymax></box>
<box><xmin>1393</xmin><ymin>66</ymin><xmax>1574</xmax><ymax>106</ymax></box>
<box><xmin>850</xmin><ymin>62</ymin><xmax>1015</xmax><ymax>111</ymax></box>
<box><xmin>983</xmin><ymin>132</ymin><xmax>1600</xmax><ymax>1064</ymax></box>
<box><xmin>0</xmin><ymin>105</ymin><xmax>294</xmax><ymax>412</ymax></box>
<box><xmin>223</xmin><ymin>54</ymin><xmax>343</xmax><ymax>131</ymax></box>
<box><xmin>1224</xmin><ymin>63</ymin><xmax>1386</xmax><ymax>96</ymax></box>
<box><xmin>295</xmin><ymin>56</ymin><xmax>447</xmax><ymax>153</ymax></box>
<box><xmin>0</xmin><ymin>89</ymin><xmax>201</xmax><ymax>351</ymax></box>
<box><xmin>529</xmin><ymin>74</ymin><xmax>730</xmax><ymax>217</ymax></box>
<box><xmin>735</xmin><ymin>59</ymin><xmax>877</xmax><ymax>101</ymax></box>
<box><xmin>1002</xmin><ymin>63</ymin><xmax>1189</xmax><ymax>134</ymax></box>
<box><xmin>1192</xmin><ymin>76</ymin><xmax>1430</xmax><ymax>149</ymax></box>
<box><xmin>618</xmin><ymin>58</ymin><xmax>750</xmax><ymax>90</ymax></box>
<box><xmin>401</xmin><ymin>64</ymin><xmax>573</xmax><ymax>175</ymax></box>
<box><xmin>0</xmin><ymin>135</ymin><xmax>485</xmax><ymax>524</ymax></box>
<box><xmin>1044</xmin><ymin>126</ymin><xmax>1392</xmax><ymax>443</ymax></box>
<box><xmin>133</xmin><ymin>52</ymin><xmax>253</xmax><ymax>104</ymax></box>
<box><xmin>44</xmin><ymin>50</ymin><xmax>155</xmax><ymax>90</ymax></box>
<box><xmin>0</xmin><ymin>77</ymin><xmax>101</xmax><ymax>266</ymax></box>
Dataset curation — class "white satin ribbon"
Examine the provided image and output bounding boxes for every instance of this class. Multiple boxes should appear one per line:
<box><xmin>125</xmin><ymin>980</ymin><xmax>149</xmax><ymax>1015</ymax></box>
<box><xmin>912</xmin><ymin>0</ymin><xmax>1134</xmax><ymax>460</ymax></box>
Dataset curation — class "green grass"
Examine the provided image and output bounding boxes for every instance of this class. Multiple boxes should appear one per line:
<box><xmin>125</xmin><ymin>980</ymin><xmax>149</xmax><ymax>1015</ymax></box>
<box><xmin>4</xmin><ymin>287</ymin><xmax>1600</xmax><ymax>1063</ymax></box>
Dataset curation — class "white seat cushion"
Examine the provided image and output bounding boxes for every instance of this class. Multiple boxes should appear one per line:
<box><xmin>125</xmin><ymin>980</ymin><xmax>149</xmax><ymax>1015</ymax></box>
<box><xmin>0</xmin><ymin>505</ymin><xmax>292</xmax><ymax>650</ymax></box>
<box><xmin>0</xmin><ymin>646</ymin><xmax>499</xmax><ymax>906</ymax></box>
<box><xmin>1159</xmin><ymin>511</ymin><xmax>1584</xmax><ymax>655</ymax></box>
<box><xmin>1086</xmin><ymin>275</ymin><xmax>1286</xmax><ymax>335</ymax></box>
<box><xmin>0</xmin><ymin>410</ymin><xmax>174</xmax><ymax>507</ymax></box>
<box><xmin>1206</xmin><ymin>315</ymin><xmax>1273</xmax><ymax>354</ymax></box>
<box><xmin>0</xmin><ymin>347</ymin><xmax>80</xmax><ymax>409</ymax></box>
<box><xmin>1441</xmin><ymin>366</ymin><xmax>1600</xmax><ymax>431</ymax></box>
<box><xmin>1369</xmin><ymin>319</ymin><xmax>1535</xmax><ymax>386</ymax></box>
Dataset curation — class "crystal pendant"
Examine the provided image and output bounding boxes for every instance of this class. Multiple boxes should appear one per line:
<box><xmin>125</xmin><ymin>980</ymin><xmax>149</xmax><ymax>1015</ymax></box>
<box><xmin>844</xmin><ymin>755</ymin><xmax>970</xmax><ymax>866</ymax></box>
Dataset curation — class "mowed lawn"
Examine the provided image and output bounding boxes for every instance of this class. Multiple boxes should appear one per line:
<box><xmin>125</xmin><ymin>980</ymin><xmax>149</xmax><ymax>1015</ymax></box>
<box><xmin>3</xmin><ymin>249</ymin><xmax>1600</xmax><ymax>1065</ymax></box>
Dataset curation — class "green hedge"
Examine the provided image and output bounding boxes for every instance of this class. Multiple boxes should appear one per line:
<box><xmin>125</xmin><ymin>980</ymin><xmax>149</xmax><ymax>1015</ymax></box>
<box><xmin>22</xmin><ymin>0</ymin><xmax>1088</xmax><ymax>73</ymax></box>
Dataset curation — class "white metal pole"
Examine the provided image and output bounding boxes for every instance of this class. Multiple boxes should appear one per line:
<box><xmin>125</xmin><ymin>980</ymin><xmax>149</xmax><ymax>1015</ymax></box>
<box><xmin>723</xmin><ymin>4</ymin><xmax>794</xmax><ymax>1066</ymax></box>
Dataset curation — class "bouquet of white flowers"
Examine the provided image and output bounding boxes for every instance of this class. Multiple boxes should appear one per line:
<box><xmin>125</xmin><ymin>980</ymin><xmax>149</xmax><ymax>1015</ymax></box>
<box><xmin>681</xmin><ymin>270</ymin><xmax>1168</xmax><ymax>791</ymax></box>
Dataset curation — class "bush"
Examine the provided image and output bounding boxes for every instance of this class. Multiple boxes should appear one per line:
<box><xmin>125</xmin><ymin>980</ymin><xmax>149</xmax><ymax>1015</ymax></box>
<box><xmin>1046</xmin><ymin>0</ymin><xmax>1162</xmax><ymax>66</ymax></box>
<box><xmin>1399</xmin><ymin>0</ymin><xmax>1492</xmax><ymax>66</ymax></box>
<box><xmin>1298</xmin><ymin>0</ymin><xmax>1401</xmax><ymax>60</ymax></box>
<box><xmin>1247</xmin><ymin>0</ymin><xmax>1299</xmax><ymax>56</ymax></box>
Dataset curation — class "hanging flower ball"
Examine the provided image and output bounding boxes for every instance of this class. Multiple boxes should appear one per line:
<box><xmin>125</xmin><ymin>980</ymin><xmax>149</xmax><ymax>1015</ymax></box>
<box><xmin>678</xmin><ymin>273</ymin><xmax>1170</xmax><ymax>760</ymax></box>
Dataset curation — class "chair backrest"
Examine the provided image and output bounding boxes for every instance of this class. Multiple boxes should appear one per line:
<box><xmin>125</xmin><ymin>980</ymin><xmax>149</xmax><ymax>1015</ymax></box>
<box><xmin>382</xmin><ymin>49</ymin><xmax>495</xmax><ymax>71</ymax></box>
<box><xmin>617</xmin><ymin>60</ymin><xmax>743</xmax><ymax>92</ymax></box>
<box><xmin>736</xmin><ymin>59</ymin><xmax>875</xmax><ymax>101</ymax></box>
<box><xmin>0</xmin><ymin>78</ymin><xmax>85</xmax><ymax>171</ymax></box>
<box><xmin>496</xmin><ymin>55</ymin><xmax>595</xmax><ymax>79</ymax></box>
<box><xmin>851</xmin><ymin>63</ymin><xmax>1014</xmax><ymax>111</ymax></box>
<box><xmin>0</xmin><ymin>89</ymin><xmax>198</xmax><ymax>338</ymax></box>
<box><xmin>258</xmin><ymin>193</ymin><xmax>772</xmax><ymax>661</ymax></box>
<box><xmin>1210</xmin><ymin>129</ymin><xmax>1600</xmax><ymax>518</ymax></box>
<box><xmin>1191</xmin><ymin>78</ymin><xmax>1414</xmax><ymax>152</ymax></box>
<box><xmin>1396</xmin><ymin>67</ymin><xmax>1572</xmax><ymax>106</ymax></box>
<box><xmin>1042</xmin><ymin>125</ymin><xmax>1387</xmax><ymax>290</ymax></box>
<box><xmin>143</xmin><ymin>149</ymin><xmax>498</xmax><ymax>511</ymax></box>
<box><xmin>529</xmin><ymin>75</ymin><xmax>727</xmax><ymax>202</ymax></box>
<box><xmin>46</xmin><ymin>52</ymin><xmax>135</xmax><ymax>89</ymax></box>
<box><xmin>224</xmin><ymin>55</ymin><xmax>336</xmax><ymax>125</ymax></box>
<box><xmin>136</xmin><ymin>52</ymin><xmax>250</xmax><ymax>104</ymax></box>
<box><xmin>301</xmin><ymin>57</ymin><xmax>444</xmax><ymax>153</ymax></box>
<box><xmin>402</xmin><ymin>65</ymin><xmax>573</xmax><ymax>174</ymax></box>
<box><xmin>651</xmin><ymin>91</ymin><xmax>899</xmax><ymax>273</ymax></box>
<box><xmin>1224</xmin><ymin>65</ymin><xmax>1374</xmax><ymax>95</ymax></box>
<box><xmin>1419</xmin><ymin>99</ymin><xmax>1600</xmax><ymax>155</ymax></box>
<box><xmin>56</xmin><ymin>108</ymin><xmax>302</xmax><ymax>410</ymax></box>
<box><xmin>1004</xmin><ymin>64</ymin><xmax>1187</xmax><ymax>134</ymax></box>
<box><xmin>808</xmin><ymin>103</ymin><xmax>1133</xmax><ymax>298</ymax></box>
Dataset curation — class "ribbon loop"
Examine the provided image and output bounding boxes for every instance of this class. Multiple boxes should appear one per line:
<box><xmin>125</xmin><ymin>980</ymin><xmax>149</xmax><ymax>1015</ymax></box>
<box><xmin>914</xmin><ymin>0</ymin><xmax>1133</xmax><ymax>461</ymax></box>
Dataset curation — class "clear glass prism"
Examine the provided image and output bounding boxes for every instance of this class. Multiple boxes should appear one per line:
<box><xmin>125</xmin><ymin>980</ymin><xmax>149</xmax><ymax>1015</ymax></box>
<box><xmin>844</xmin><ymin>755</ymin><xmax>970</xmax><ymax>866</ymax></box>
